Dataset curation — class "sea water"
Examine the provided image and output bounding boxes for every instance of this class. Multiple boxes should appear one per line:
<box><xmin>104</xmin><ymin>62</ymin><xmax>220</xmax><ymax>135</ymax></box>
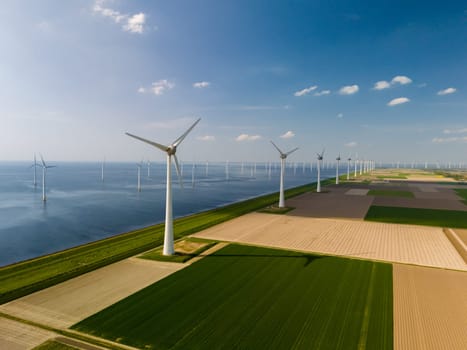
<box><xmin>0</xmin><ymin>161</ymin><xmax>338</xmax><ymax>266</ymax></box>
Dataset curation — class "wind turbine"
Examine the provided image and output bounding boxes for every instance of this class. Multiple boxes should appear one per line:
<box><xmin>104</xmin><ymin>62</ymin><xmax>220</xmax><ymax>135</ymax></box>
<box><xmin>125</xmin><ymin>118</ymin><xmax>201</xmax><ymax>255</ymax></box>
<box><xmin>316</xmin><ymin>149</ymin><xmax>325</xmax><ymax>192</ymax></box>
<box><xmin>270</xmin><ymin>141</ymin><xmax>298</xmax><ymax>208</ymax></box>
<box><xmin>137</xmin><ymin>161</ymin><xmax>142</xmax><ymax>192</ymax></box>
<box><xmin>39</xmin><ymin>155</ymin><xmax>56</xmax><ymax>202</ymax></box>
<box><xmin>347</xmin><ymin>155</ymin><xmax>351</xmax><ymax>180</ymax></box>
<box><xmin>147</xmin><ymin>159</ymin><xmax>151</xmax><ymax>177</ymax></box>
<box><xmin>31</xmin><ymin>153</ymin><xmax>39</xmax><ymax>187</ymax></box>
<box><xmin>336</xmin><ymin>154</ymin><xmax>341</xmax><ymax>184</ymax></box>
<box><xmin>101</xmin><ymin>157</ymin><xmax>105</xmax><ymax>182</ymax></box>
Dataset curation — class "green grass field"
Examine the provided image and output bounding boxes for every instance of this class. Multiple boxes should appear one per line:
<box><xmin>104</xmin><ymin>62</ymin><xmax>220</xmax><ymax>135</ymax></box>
<box><xmin>367</xmin><ymin>190</ymin><xmax>414</xmax><ymax>198</ymax></box>
<box><xmin>455</xmin><ymin>188</ymin><xmax>467</xmax><ymax>205</ymax></box>
<box><xmin>0</xmin><ymin>181</ymin><xmax>328</xmax><ymax>304</ymax></box>
<box><xmin>73</xmin><ymin>244</ymin><xmax>393</xmax><ymax>350</ymax></box>
<box><xmin>365</xmin><ymin>205</ymin><xmax>467</xmax><ymax>228</ymax></box>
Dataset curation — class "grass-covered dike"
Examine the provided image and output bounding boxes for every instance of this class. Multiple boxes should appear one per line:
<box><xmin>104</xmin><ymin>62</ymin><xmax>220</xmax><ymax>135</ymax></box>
<box><xmin>0</xmin><ymin>179</ymin><xmax>336</xmax><ymax>304</ymax></box>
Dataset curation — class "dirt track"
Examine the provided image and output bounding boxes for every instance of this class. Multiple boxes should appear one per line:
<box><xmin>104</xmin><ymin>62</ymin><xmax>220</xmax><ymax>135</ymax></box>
<box><xmin>393</xmin><ymin>264</ymin><xmax>467</xmax><ymax>350</ymax></box>
<box><xmin>194</xmin><ymin>213</ymin><xmax>467</xmax><ymax>270</ymax></box>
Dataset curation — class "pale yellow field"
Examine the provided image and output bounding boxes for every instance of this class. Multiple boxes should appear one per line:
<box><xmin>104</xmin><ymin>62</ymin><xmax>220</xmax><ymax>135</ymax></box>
<box><xmin>194</xmin><ymin>212</ymin><xmax>467</xmax><ymax>271</ymax></box>
<box><xmin>393</xmin><ymin>264</ymin><xmax>467</xmax><ymax>350</ymax></box>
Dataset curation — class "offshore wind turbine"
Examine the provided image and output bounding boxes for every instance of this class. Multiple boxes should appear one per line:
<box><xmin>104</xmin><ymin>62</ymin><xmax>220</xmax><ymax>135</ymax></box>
<box><xmin>137</xmin><ymin>161</ymin><xmax>142</xmax><ymax>192</ymax></box>
<box><xmin>336</xmin><ymin>154</ymin><xmax>341</xmax><ymax>184</ymax></box>
<box><xmin>31</xmin><ymin>153</ymin><xmax>38</xmax><ymax>187</ymax></box>
<box><xmin>39</xmin><ymin>155</ymin><xmax>56</xmax><ymax>202</ymax></box>
<box><xmin>125</xmin><ymin>118</ymin><xmax>201</xmax><ymax>255</ymax></box>
<box><xmin>270</xmin><ymin>141</ymin><xmax>298</xmax><ymax>208</ymax></box>
<box><xmin>101</xmin><ymin>157</ymin><xmax>105</xmax><ymax>182</ymax></box>
<box><xmin>347</xmin><ymin>155</ymin><xmax>351</xmax><ymax>180</ymax></box>
<box><xmin>316</xmin><ymin>149</ymin><xmax>325</xmax><ymax>192</ymax></box>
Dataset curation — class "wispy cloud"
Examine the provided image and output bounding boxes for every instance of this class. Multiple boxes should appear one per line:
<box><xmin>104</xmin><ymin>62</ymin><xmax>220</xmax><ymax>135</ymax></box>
<box><xmin>391</xmin><ymin>75</ymin><xmax>412</xmax><ymax>85</ymax></box>
<box><xmin>150</xmin><ymin>80</ymin><xmax>174</xmax><ymax>95</ymax></box>
<box><xmin>373</xmin><ymin>75</ymin><xmax>412</xmax><ymax>90</ymax></box>
<box><xmin>137</xmin><ymin>87</ymin><xmax>146</xmax><ymax>93</ymax></box>
<box><xmin>443</xmin><ymin>128</ymin><xmax>467</xmax><ymax>134</ymax></box>
<box><xmin>339</xmin><ymin>85</ymin><xmax>359</xmax><ymax>95</ymax></box>
<box><xmin>314</xmin><ymin>90</ymin><xmax>331</xmax><ymax>96</ymax></box>
<box><xmin>193</xmin><ymin>81</ymin><xmax>210</xmax><ymax>88</ymax></box>
<box><xmin>373</xmin><ymin>81</ymin><xmax>391</xmax><ymax>90</ymax></box>
<box><xmin>387</xmin><ymin>97</ymin><xmax>410</xmax><ymax>106</ymax></box>
<box><xmin>345</xmin><ymin>141</ymin><xmax>357</xmax><ymax>147</ymax></box>
<box><xmin>236</xmin><ymin>134</ymin><xmax>262</xmax><ymax>141</ymax></box>
<box><xmin>294</xmin><ymin>85</ymin><xmax>317</xmax><ymax>97</ymax></box>
<box><xmin>93</xmin><ymin>0</ymin><xmax>147</xmax><ymax>34</ymax></box>
<box><xmin>197</xmin><ymin>135</ymin><xmax>215</xmax><ymax>141</ymax></box>
<box><xmin>337</xmin><ymin>113</ymin><xmax>344</xmax><ymax>119</ymax></box>
<box><xmin>437</xmin><ymin>87</ymin><xmax>457</xmax><ymax>95</ymax></box>
<box><xmin>432</xmin><ymin>136</ymin><xmax>467</xmax><ymax>143</ymax></box>
<box><xmin>280</xmin><ymin>131</ymin><xmax>295</xmax><ymax>139</ymax></box>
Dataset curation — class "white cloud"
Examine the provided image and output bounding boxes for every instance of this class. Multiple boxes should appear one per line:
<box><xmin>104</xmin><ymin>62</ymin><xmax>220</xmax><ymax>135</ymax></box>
<box><xmin>151</xmin><ymin>80</ymin><xmax>174</xmax><ymax>95</ymax></box>
<box><xmin>443</xmin><ymin>128</ymin><xmax>467</xmax><ymax>134</ymax></box>
<box><xmin>124</xmin><ymin>13</ymin><xmax>145</xmax><ymax>33</ymax></box>
<box><xmin>137</xmin><ymin>87</ymin><xmax>146</xmax><ymax>93</ymax></box>
<box><xmin>294</xmin><ymin>85</ymin><xmax>317</xmax><ymax>97</ymax></box>
<box><xmin>337</xmin><ymin>113</ymin><xmax>344</xmax><ymax>119</ymax></box>
<box><xmin>236</xmin><ymin>134</ymin><xmax>262</xmax><ymax>141</ymax></box>
<box><xmin>314</xmin><ymin>90</ymin><xmax>331</xmax><ymax>96</ymax></box>
<box><xmin>93</xmin><ymin>1</ymin><xmax>147</xmax><ymax>34</ymax></box>
<box><xmin>193</xmin><ymin>81</ymin><xmax>210</xmax><ymax>88</ymax></box>
<box><xmin>373</xmin><ymin>81</ymin><xmax>391</xmax><ymax>90</ymax></box>
<box><xmin>437</xmin><ymin>87</ymin><xmax>457</xmax><ymax>95</ymax></box>
<box><xmin>345</xmin><ymin>141</ymin><xmax>357</xmax><ymax>147</ymax></box>
<box><xmin>432</xmin><ymin>136</ymin><xmax>467</xmax><ymax>143</ymax></box>
<box><xmin>387</xmin><ymin>97</ymin><xmax>410</xmax><ymax>106</ymax></box>
<box><xmin>197</xmin><ymin>135</ymin><xmax>215</xmax><ymax>141</ymax></box>
<box><xmin>280</xmin><ymin>131</ymin><xmax>295</xmax><ymax>139</ymax></box>
<box><xmin>339</xmin><ymin>85</ymin><xmax>359</xmax><ymax>95</ymax></box>
<box><xmin>391</xmin><ymin>75</ymin><xmax>412</xmax><ymax>85</ymax></box>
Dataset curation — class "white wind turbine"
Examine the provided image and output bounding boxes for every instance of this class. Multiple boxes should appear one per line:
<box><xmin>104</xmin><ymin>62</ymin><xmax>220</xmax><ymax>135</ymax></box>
<box><xmin>270</xmin><ymin>141</ymin><xmax>298</xmax><ymax>208</ymax></box>
<box><xmin>39</xmin><ymin>155</ymin><xmax>56</xmax><ymax>202</ymax></box>
<box><xmin>31</xmin><ymin>153</ymin><xmax>39</xmax><ymax>187</ymax></box>
<box><xmin>336</xmin><ymin>154</ymin><xmax>341</xmax><ymax>185</ymax></box>
<box><xmin>347</xmin><ymin>155</ymin><xmax>351</xmax><ymax>180</ymax></box>
<box><xmin>126</xmin><ymin>118</ymin><xmax>201</xmax><ymax>255</ymax></box>
<box><xmin>136</xmin><ymin>161</ymin><xmax>142</xmax><ymax>192</ymax></box>
<box><xmin>101</xmin><ymin>157</ymin><xmax>105</xmax><ymax>182</ymax></box>
<box><xmin>316</xmin><ymin>149</ymin><xmax>325</xmax><ymax>192</ymax></box>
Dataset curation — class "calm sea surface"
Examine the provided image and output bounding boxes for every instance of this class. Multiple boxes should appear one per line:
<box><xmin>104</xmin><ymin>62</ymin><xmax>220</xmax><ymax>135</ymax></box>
<box><xmin>0</xmin><ymin>161</ymin><xmax>339</xmax><ymax>266</ymax></box>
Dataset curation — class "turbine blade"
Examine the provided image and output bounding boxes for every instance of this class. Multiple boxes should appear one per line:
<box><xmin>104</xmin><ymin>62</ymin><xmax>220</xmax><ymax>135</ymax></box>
<box><xmin>172</xmin><ymin>118</ymin><xmax>201</xmax><ymax>147</ymax></box>
<box><xmin>173</xmin><ymin>155</ymin><xmax>184</xmax><ymax>189</ymax></box>
<box><xmin>125</xmin><ymin>133</ymin><xmax>169</xmax><ymax>153</ymax></box>
<box><xmin>285</xmin><ymin>147</ymin><xmax>299</xmax><ymax>156</ymax></box>
<box><xmin>270</xmin><ymin>141</ymin><xmax>284</xmax><ymax>156</ymax></box>
<box><xmin>321</xmin><ymin>148</ymin><xmax>325</xmax><ymax>157</ymax></box>
<box><xmin>46</xmin><ymin>166</ymin><xmax>56</xmax><ymax>169</ymax></box>
<box><xmin>40</xmin><ymin>154</ymin><xmax>46</xmax><ymax>167</ymax></box>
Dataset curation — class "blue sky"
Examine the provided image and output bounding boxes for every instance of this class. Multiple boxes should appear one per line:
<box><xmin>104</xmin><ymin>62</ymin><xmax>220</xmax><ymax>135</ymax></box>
<box><xmin>0</xmin><ymin>0</ymin><xmax>465</xmax><ymax>163</ymax></box>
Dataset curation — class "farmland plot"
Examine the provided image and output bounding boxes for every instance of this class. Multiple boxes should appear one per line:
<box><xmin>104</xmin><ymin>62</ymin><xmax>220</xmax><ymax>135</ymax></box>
<box><xmin>73</xmin><ymin>244</ymin><xmax>392</xmax><ymax>350</ymax></box>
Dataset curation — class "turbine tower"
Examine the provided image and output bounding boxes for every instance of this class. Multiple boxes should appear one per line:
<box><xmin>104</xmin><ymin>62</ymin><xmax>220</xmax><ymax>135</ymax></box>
<box><xmin>317</xmin><ymin>149</ymin><xmax>325</xmax><ymax>192</ymax></box>
<box><xmin>347</xmin><ymin>155</ymin><xmax>351</xmax><ymax>180</ymax></box>
<box><xmin>39</xmin><ymin>155</ymin><xmax>56</xmax><ymax>202</ymax></box>
<box><xmin>31</xmin><ymin>153</ymin><xmax>38</xmax><ymax>187</ymax></box>
<box><xmin>336</xmin><ymin>154</ymin><xmax>341</xmax><ymax>185</ymax></box>
<box><xmin>126</xmin><ymin>118</ymin><xmax>201</xmax><ymax>255</ymax></box>
<box><xmin>270</xmin><ymin>141</ymin><xmax>298</xmax><ymax>208</ymax></box>
<box><xmin>137</xmin><ymin>161</ymin><xmax>142</xmax><ymax>192</ymax></box>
